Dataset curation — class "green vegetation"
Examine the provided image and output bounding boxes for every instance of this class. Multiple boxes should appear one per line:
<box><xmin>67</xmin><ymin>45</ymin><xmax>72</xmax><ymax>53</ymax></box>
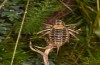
<box><xmin>0</xmin><ymin>0</ymin><xmax>100</xmax><ymax>65</ymax></box>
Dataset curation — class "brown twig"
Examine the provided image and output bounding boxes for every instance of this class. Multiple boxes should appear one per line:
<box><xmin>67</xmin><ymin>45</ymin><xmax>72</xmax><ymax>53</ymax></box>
<box><xmin>0</xmin><ymin>0</ymin><xmax>8</xmax><ymax>10</ymax></box>
<box><xmin>29</xmin><ymin>41</ymin><xmax>54</xmax><ymax>65</ymax></box>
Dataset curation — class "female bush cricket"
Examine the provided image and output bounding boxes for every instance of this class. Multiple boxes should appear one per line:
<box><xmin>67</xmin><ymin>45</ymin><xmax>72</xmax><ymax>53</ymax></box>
<box><xmin>37</xmin><ymin>19</ymin><xmax>80</xmax><ymax>53</ymax></box>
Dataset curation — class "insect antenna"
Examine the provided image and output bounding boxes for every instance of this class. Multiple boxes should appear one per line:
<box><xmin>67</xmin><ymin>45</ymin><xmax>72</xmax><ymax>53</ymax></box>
<box><xmin>59</xmin><ymin>0</ymin><xmax>75</xmax><ymax>14</ymax></box>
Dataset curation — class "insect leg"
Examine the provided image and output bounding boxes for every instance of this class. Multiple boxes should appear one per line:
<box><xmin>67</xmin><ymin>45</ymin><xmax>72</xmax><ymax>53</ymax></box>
<box><xmin>41</xmin><ymin>30</ymin><xmax>51</xmax><ymax>36</ymax></box>
<box><xmin>37</xmin><ymin>29</ymin><xmax>51</xmax><ymax>34</ymax></box>
<box><xmin>69</xmin><ymin>31</ymin><xmax>79</xmax><ymax>40</ymax></box>
<box><xmin>68</xmin><ymin>29</ymin><xmax>79</xmax><ymax>34</ymax></box>
<box><xmin>65</xmin><ymin>24</ymin><xmax>76</xmax><ymax>27</ymax></box>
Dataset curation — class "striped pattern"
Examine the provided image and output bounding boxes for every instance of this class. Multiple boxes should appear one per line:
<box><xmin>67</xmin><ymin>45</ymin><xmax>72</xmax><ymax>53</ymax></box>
<box><xmin>49</xmin><ymin>28</ymin><xmax>69</xmax><ymax>46</ymax></box>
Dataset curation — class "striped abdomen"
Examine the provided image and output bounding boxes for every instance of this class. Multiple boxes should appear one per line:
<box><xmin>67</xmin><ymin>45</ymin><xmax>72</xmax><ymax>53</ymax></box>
<box><xmin>49</xmin><ymin>28</ymin><xmax>69</xmax><ymax>46</ymax></box>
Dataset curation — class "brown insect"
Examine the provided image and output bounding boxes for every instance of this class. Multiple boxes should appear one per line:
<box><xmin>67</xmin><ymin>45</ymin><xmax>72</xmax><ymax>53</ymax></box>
<box><xmin>37</xmin><ymin>19</ymin><xmax>80</xmax><ymax>53</ymax></box>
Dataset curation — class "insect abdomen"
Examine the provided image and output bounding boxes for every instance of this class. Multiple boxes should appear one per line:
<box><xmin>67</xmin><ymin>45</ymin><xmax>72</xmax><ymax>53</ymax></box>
<box><xmin>50</xmin><ymin>29</ymin><xmax>69</xmax><ymax>45</ymax></box>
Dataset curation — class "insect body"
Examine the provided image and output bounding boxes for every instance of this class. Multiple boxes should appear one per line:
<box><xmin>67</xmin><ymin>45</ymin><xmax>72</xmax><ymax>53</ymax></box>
<box><xmin>37</xmin><ymin>19</ymin><xmax>80</xmax><ymax>53</ymax></box>
<box><xmin>49</xmin><ymin>23</ymin><xmax>69</xmax><ymax>53</ymax></box>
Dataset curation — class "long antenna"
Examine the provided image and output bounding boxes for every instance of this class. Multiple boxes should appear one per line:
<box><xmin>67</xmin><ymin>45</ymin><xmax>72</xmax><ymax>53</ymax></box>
<box><xmin>10</xmin><ymin>0</ymin><xmax>30</xmax><ymax>65</ymax></box>
<box><xmin>59</xmin><ymin>0</ymin><xmax>74</xmax><ymax>14</ymax></box>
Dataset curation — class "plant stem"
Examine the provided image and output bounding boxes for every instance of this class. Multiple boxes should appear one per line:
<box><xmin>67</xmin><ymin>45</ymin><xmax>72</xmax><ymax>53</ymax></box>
<box><xmin>10</xmin><ymin>0</ymin><xmax>30</xmax><ymax>65</ymax></box>
<box><xmin>97</xmin><ymin>0</ymin><xmax>99</xmax><ymax>11</ymax></box>
<box><xmin>0</xmin><ymin>0</ymin><xmax>7</xmax><ymax>10</ymax></box>
<box><xmin>43</xmin><ymin>54</ymin><xmax>49</xmax><ymax>65</ymax></box>
<box><xmin>97</xmin><ymin>0</ymin><xmax>100</xmax><ymax>26</ymax></box>
<box><xmin>29</xmin><ymin>41</ymin><xmax>54</xmax><ymax>65</ymax></box>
